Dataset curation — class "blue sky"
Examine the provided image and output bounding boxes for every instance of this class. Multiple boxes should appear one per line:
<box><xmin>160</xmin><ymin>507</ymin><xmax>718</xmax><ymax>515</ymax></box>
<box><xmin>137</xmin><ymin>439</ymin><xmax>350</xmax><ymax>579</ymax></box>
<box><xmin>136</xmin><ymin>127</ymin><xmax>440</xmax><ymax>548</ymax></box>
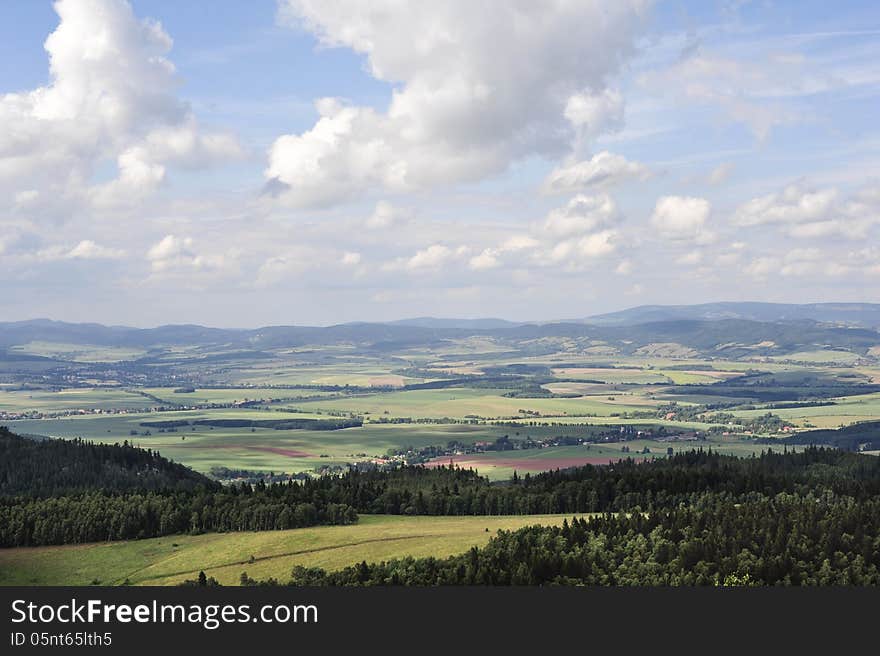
<box><xmin>1</xmin><ymin>0</ymin><xmax>879</xmax><ymax>327</ymax></box>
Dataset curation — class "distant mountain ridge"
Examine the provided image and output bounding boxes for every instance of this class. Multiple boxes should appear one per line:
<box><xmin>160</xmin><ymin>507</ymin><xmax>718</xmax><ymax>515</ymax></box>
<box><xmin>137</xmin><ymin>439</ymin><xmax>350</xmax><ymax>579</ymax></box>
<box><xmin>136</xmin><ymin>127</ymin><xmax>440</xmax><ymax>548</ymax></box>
<box><xmin>385</xmin><ymin>317</ymin><xmax>522</xmax><ymax>330</ymax></box>
<box><xmin>1</xmin><ymin>303</ymin><xmax>878</xmax><ymax>358</ymax></box>
<box><xmin>583</xmin><ymin>302</ymin><xmax>880</xmax><ymax>328</ymax></box>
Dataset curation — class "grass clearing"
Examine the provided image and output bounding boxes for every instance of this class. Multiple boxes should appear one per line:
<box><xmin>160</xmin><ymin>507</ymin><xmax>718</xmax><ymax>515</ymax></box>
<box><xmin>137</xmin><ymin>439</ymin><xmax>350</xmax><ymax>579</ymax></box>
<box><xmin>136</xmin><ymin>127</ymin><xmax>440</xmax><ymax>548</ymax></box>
<box><xmin>0</xmin><ymin>514</ymin><xmax>589</xmax><ymax>586</ymax></box>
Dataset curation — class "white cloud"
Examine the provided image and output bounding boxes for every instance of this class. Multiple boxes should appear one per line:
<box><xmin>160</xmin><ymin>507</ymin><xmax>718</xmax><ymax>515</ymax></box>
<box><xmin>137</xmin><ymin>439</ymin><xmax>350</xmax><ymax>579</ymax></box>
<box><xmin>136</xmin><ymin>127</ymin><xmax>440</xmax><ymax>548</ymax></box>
<box><xmin>528</xmin><ymin>194</ymin><xmax>622</xmax><ymax>265</ymax></box>
<box><xmin>650</xmin><ymin>195</ymin><xmax>714</xmax><ymax>242</ymax></box>
<box><xmin>406</xmin><ymin>244</ymin><xmax>454</xmax><ymax>271</ymax></box>
<box><xmin>573</xmin><ymin>230</ymin><xmax>618</xmax><ymax>258</ymax></box>
<box><xmin>744</xmin><ymin>247</ymin><xmax>850</xmax><ymax>279</ymax></box>
<box><xmin>383</xmin><ymin>244</ymin><xmax>470</xmax><ymax>273</ymax></box>
<box><xmin>458</xmin><ymin>195</ymin><xmax>624</xmax><ymax>273</ymax></box>
<box><xmin>268</xmin><ymin>1</ymin><xmax>650</xmax><ymax>206</ymax></box>
<box><xmin>469</xmin><ymin>249</ymin><xmax>500</xmax><ymax>271</ymax></box>
<box><xmin>33</xmin><ymin>240</ymin><xmax>125</xmax><ymax>262</ymax></box>
<box><xmin>733</xmin><ymin>184</ymin><xmax>837</xmax><ymax>226</ymax></box>
<box><xmin>66</xmin><ymin>240</ymin><xmax>125</xmax><ymax>260</ymax></box>
<box><xmin>780</xmin><ymin>247</ymin><xmax>822</xmax><ymax>276</ymax></box>
<box><xmin>540</xmin><ymin>194</ymin><xmax>619</xmax><ymax>239</ymax></box>
<box><xmin>564</xmin><ymin>89</ymin><xmax>625</xmax><ymax>146</ymax></box>
<box><xmin>465</xmin><ymin>235</ymin><xmax>541</xmax><ymax>271</ymax></box>
<box><xmin>146</xmin><ymin>234</ymin><xmax>232</xmax><ymax>276</ymax></box>
<box><xmin>147</xmin><ymin>235</ymin><xmax>193</xmax><ymax>263</ymax></box>
<box><xmin>542</xmin><ymin>151</ymin><xmax>651</xmax><ymax>194</ymax></box>
<box><xmin>499</xmin><ymin>235</ymin><xmax>541</xmax><ymax>252</ymax></box>
<box><xmin>732</xmin><ymin>182</ymin><xmax>880</xmax><ymax>239</ymax></box>
<box><xmin>0</xmin><ymin>0</ymin><xmax>240</xmax><ymax>213</ymax></box>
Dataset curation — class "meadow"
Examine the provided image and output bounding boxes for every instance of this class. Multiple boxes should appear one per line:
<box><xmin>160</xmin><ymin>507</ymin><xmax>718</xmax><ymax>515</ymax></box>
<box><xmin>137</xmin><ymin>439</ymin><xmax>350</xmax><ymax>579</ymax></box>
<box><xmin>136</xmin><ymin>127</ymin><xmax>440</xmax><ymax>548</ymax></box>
<box><xmin>0</xmin><ymin>514</ymin><xmax>588</xmax><ymax>586</ymax></box>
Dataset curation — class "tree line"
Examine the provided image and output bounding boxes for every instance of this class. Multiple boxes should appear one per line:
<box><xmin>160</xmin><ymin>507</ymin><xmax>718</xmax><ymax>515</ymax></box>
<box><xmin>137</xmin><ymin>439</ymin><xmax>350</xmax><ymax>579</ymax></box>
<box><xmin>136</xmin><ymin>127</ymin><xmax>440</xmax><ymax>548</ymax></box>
<box><xmin>0</xmin><ymin>489</ymin><xmax>356</xmax><ymax>547</ymax></box>
<box><xmin>289</xmin><ymin>493</ymin><xmax>880</xmax><ymax>586</ymax></box>
<box><xmin>0</xmin><ymin>428</ymin><xmax>356</xmax><ymax>547</ymax></box>
<box><xmin>0</xmin><ymin>426</ymin><xmax>214</xmax><ymax>496</ymax></box>
<box><xmin>279</xmin><ymin>446</ymin><xmax>880</xmax><ymax>516</ymax></box>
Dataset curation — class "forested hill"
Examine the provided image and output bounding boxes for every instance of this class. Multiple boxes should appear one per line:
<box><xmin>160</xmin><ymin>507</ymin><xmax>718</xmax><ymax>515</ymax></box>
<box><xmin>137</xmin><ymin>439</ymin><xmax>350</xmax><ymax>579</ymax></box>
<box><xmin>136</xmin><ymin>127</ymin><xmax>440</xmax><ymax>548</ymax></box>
<box><xmin>2</xmin><ymin>311</ymin><xmax>879</xmax><ymax>358</ymax></box>
<box><xmin>585</xmin><ymin>302</ymin><xmax>880</xmax><ymax>328</ymax></box>
<box><xmin>0</xmin><ymin>427</ymin><xmax>217</xmax><ymax>497</ymax></box>
<box><xmin>289</xmin><ymin>447</ymin><xmax>880</xmax><ymax>515</ymax></box>
<box><xmin>291</xmin><ymin>494</ymin><xmax>880</xmax><ymax>586</ymax></box>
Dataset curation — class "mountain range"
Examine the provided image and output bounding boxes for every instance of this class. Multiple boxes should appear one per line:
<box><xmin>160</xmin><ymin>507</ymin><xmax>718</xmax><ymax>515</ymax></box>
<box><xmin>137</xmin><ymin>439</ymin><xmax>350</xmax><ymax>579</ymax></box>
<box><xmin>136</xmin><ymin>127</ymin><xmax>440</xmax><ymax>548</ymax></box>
<box><xmin>1</xmin><ymin>303</ymin><xmax>878</xmax><ymax>359</ymax></box>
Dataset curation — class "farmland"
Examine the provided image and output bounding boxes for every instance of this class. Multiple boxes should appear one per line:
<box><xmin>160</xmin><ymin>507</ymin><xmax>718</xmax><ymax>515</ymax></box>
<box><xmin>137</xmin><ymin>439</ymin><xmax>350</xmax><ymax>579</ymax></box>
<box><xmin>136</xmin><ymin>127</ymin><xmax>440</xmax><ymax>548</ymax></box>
<box><xmin>3</xmin><ymin>318</ymin><xmax>880</xmax><ymax>480</ymax></box>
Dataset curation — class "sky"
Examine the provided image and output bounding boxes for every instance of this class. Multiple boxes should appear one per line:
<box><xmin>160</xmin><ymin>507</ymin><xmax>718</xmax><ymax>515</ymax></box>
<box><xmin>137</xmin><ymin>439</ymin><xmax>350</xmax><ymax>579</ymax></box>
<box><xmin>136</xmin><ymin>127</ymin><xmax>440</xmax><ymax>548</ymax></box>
<box><xmin>1</xmin><ymin>0</ymin><xmax>879</xmax><ymax>328</ymax></box>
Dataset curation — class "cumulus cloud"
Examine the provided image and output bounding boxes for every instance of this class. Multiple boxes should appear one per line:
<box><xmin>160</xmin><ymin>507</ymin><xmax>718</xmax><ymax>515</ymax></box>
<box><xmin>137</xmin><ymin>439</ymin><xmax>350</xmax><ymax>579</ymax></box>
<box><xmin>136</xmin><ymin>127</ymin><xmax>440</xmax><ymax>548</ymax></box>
<box><xmin>733</xmin><ymin>184</ymin><xmax>837</xmax><ymax>226</ymax></box>
<box><xmin>500</xmin><ymin>195</ymin><xmax>624</xmax><ymax>269</ymax></box>
<box><xmin>541</xmin><ymin>194</ymin><xmax>619</xmax><ymax>239</ymax></box>
<box><xmin>62</xmin><ymin>240</ymin><xmax>124</xmax><ymax>260</ymax></box>
<box><xmin>21</xmin><ymin>239</ymin><xmax>125</xmax><ymax>262</ymax></box>
<box><xmin>457</xmin><ymin>195</ymin><xmax>625</xmax><ymax>273</ymax></box>
<box><xmin>380</xmin><ymin>196</ymin><xmax>624</xmax><ymax>276</ymax></box>
<box><xmin>732</xmin><ymin>182</ymin><xmax>880</xmax><ymax>239</ymax></box>
<box><xmin>745</xmin><ymin>246</ymin><xmax>852</xmax><ymax>279</ymax></box>
<box><xmin>542</xmin><ymin>151</ymin><xmax>650</xmax><ymax>194</ymax></box>
<box><xmin>268</xmin><ymin>0</ymin><xmax>650</xmax><ymax>206</ymax></box>
<box><xmin>468</xmin><ymin>235</ymin><xmax>543</xmax><ymax>272</ymax></box>
<box><xmin>469</xmin><ymin>249</ymin><xmax>501</xmax><ymax>271</ymax></box>
<box><xmin>383</xmin><ymin>244</ymin><xmax>472</xmax><ymax>273</ymax></box>
<box><xmin>146</xmin><ymin>234</ymin><xmax>232</xmax><ymax>275</ymax></box>
<box><xmin>779</xmin><ymin>247</ymin><xmax>822</xmax><ymax>276</ymax></box>
<box><xmin>0</xmin><ymin>0</ymin><xmax>240</xmax><ymax>213</ymax></box>
<box><xmin>548</xmin><ymin>230</ymin><xmax>617</xmax><ymax>261</ymax></box>
<box><xmin>650</xmin><ymin>195</ymin><xmax>714</xmax><ymax>243</ymax></box>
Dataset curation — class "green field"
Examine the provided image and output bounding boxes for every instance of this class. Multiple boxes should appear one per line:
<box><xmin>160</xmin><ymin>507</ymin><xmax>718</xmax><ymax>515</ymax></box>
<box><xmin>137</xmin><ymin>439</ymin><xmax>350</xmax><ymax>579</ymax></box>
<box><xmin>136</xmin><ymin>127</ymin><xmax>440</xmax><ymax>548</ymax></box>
<box><xmin>290</xmin><ymin>387</ymin><xmax>654</xmax><ymax>419</ymax></box>
<box><xmin>8</xmin><ymin>341</ymin><xmax>149</xmax><ymax>362</ymax></box>
<box><xmin>0</xmin><ymin>388</ymin><xmax>155</xmax><ymax>414</ymax></box>
<box><xmin>730</xmin><ymin>392</ymin><xmax>880</xmax><ymax>428</ymax></box>
<box><xmin>0</xmin><ymin>514</ymin><xmax>589</xmax><ymax>586</ymax></box>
